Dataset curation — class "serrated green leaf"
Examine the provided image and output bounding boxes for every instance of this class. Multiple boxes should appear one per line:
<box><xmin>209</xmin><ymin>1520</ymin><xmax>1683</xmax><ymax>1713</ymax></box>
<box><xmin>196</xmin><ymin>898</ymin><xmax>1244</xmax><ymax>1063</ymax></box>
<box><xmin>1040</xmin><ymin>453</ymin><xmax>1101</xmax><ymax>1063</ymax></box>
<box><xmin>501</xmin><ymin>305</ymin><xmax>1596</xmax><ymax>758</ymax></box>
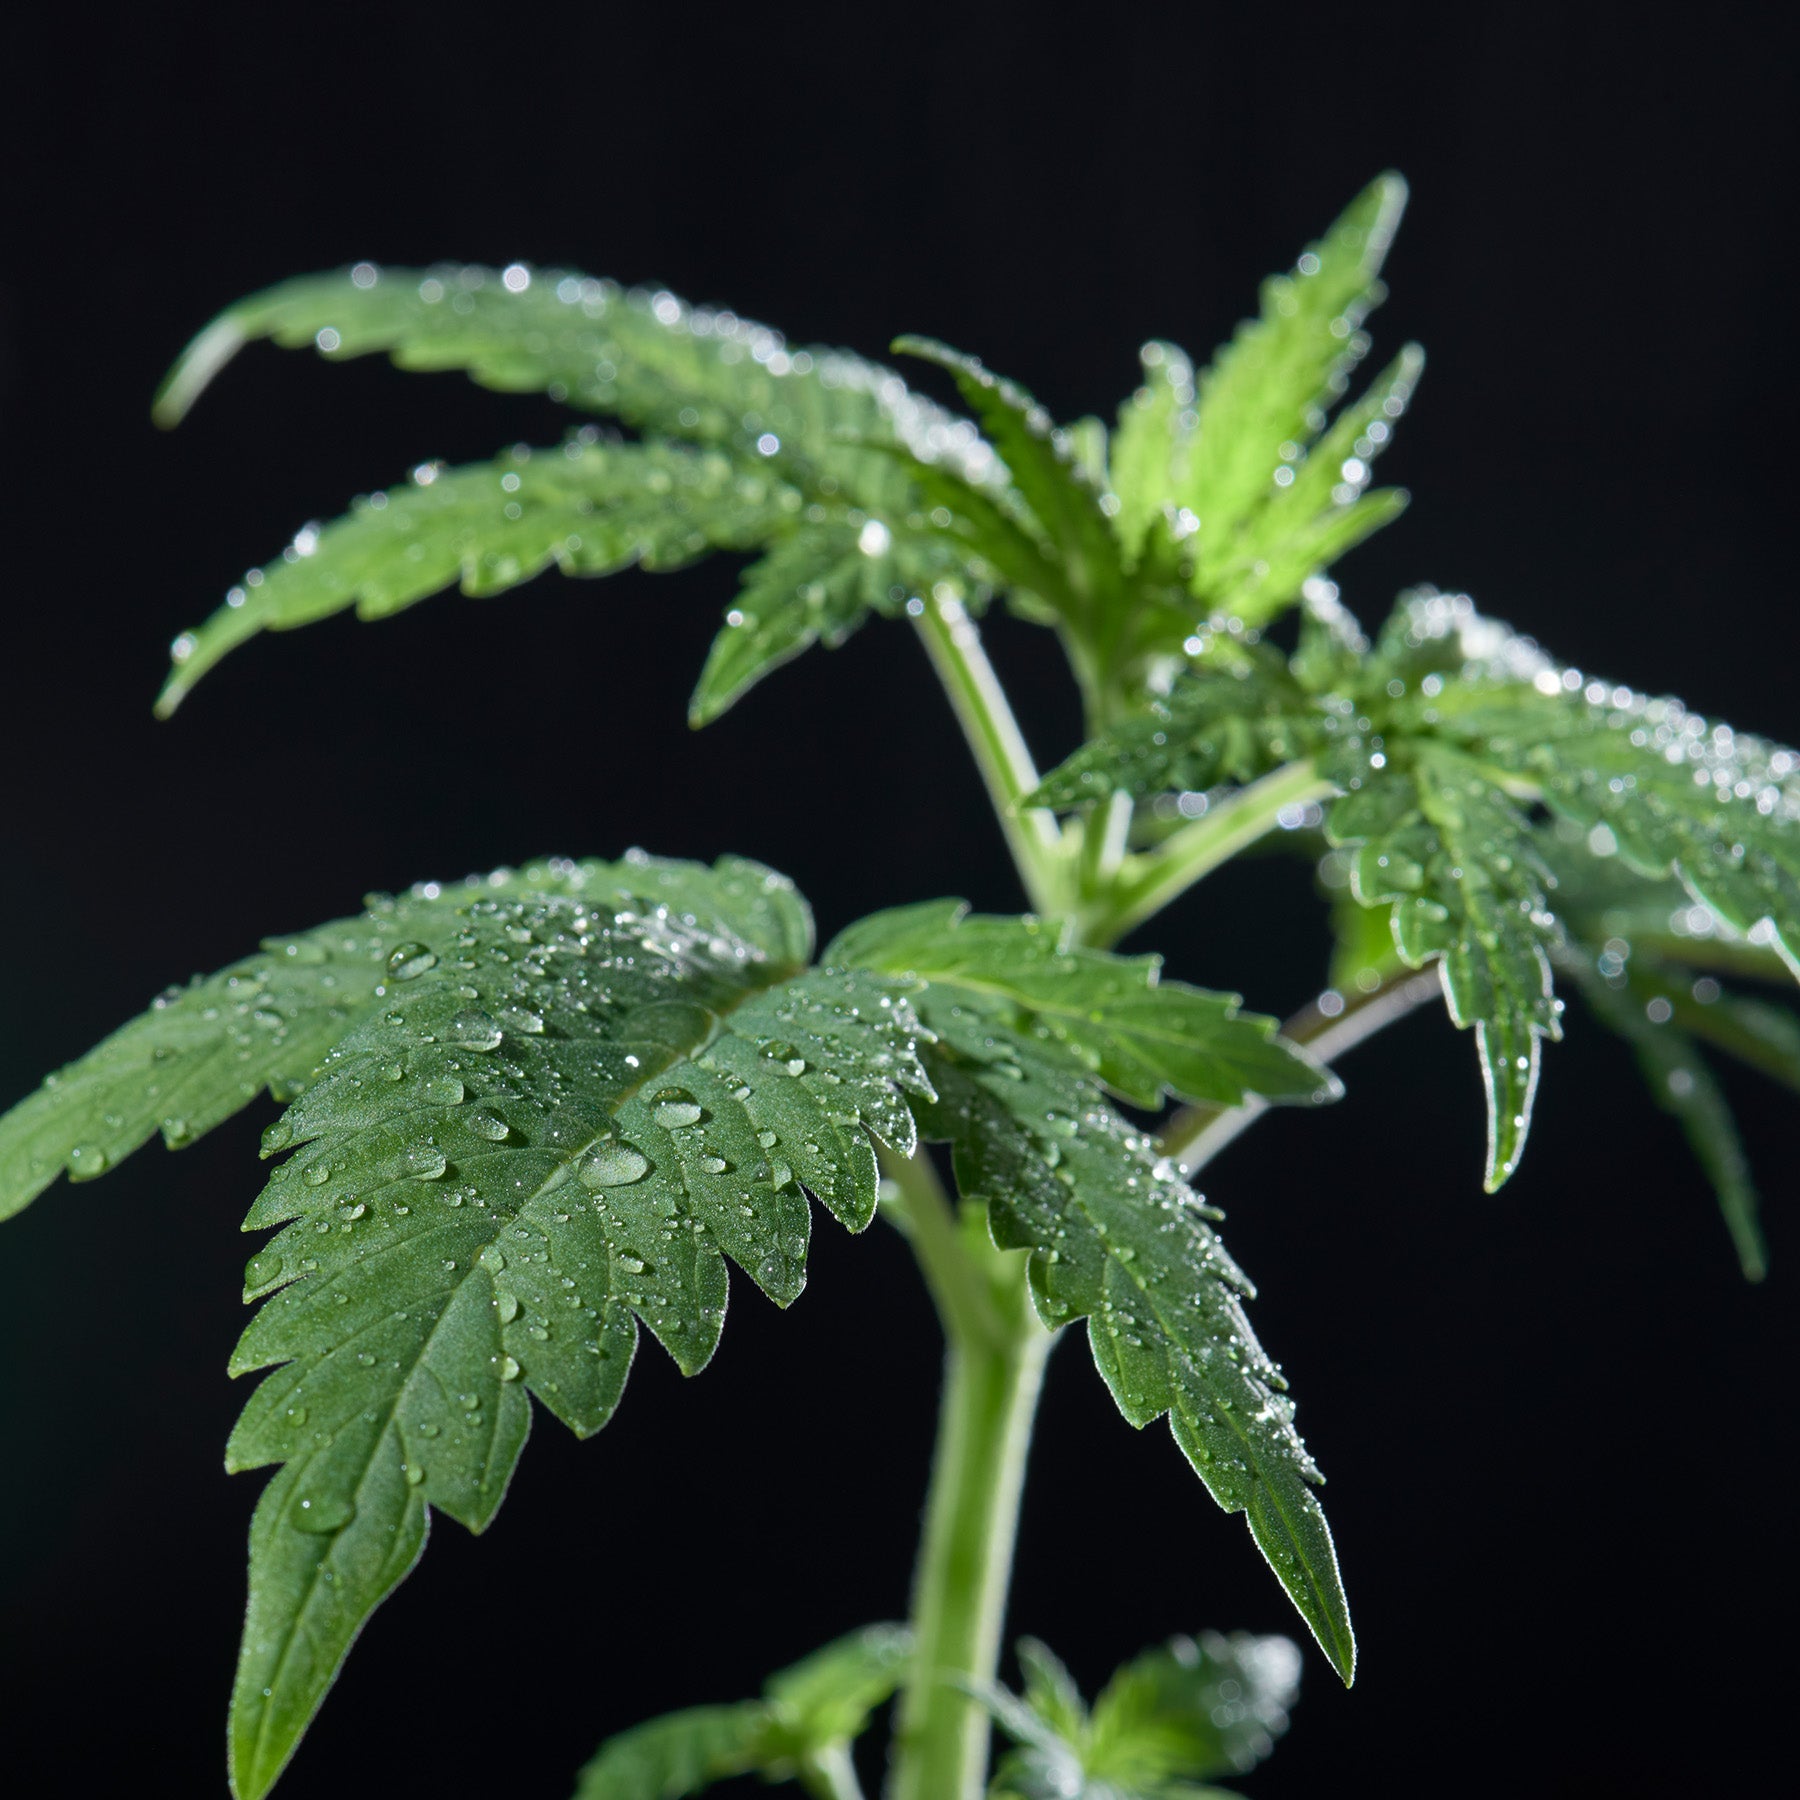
<box><xmin>156</xmin><ymin>265</ymin><xmax>978</xmax><ymax>504</ymax></box>
<box><xmin>0</xmin><ymin>855</ymin><xmax>812</xmax><ymax>1224</ymax></box>
<box><xmin>892</xmin><ymin>335</ymin><xmax>1126</xmax><ymax>642</ymax></box>
<box><xmin>1027</xmin><ymin>656</ymin><xmax>1329</xmax><ymax>810</ymax></box>
<box><xmin>831</xmin><ymin>901</ymin><xmax>1332</xmax><ymax>1108</ymax></box>
<box><xmin>1109</xmin><ymin>343</ymin><xmax>1196</xmax><ymax>567</ymax></box>
<box><xmin>688</xmin><ymin>521</ymin><xmax>958</xmax><ymax>725</ymax></box>
<box><xmin>1178</xmin><ymin>175</ymin><xmax>1410</xmax><ymax>623</ymax></box>
<box><xmin>1433</xmin><ymin>686</ymin><xmax>1800</xmax><ymax>984</ymax></box>
<box><xmin>1086</xmin><ymin>1632</ymin><xmax>1299</xmax><ymax>1787</ymax></box>
<box><xmin>572</xmin><ymin>1623</ymin><xmax>910</xmax><ymax>1800</ymax></box>
<box><xmin>158</xmin><ymin>440</ymin><xmax>801</xmax><ymax>714</ymax></box>
<box><xmin>1327</xmin><ymin>747</ymin><xmax>1561</xmax><ymax>1189</ymax></box>
<box><xmin>154</xmin><ymin>267</ymin><xmax>1015</xmax><ymax>714</ymax></box>
<box><xmin>1560</xmin><ymin>950</ymin><xmax>1766</xmax><ymax>1279</ymax></box>
<box><xmin>572</xmin><ymin>1703</ymin><xmax>772</xmax><ymax>1800</ymax></box>
<box><xmin>760</xmin><ymin>1622</ymin><xmax>914</xmax><ymax>1748</ymax></box>
<box><xmin>225</xmin><ymin>877</ymin><xmax>929</xmax><ymax>1796</ymax></box>
<box><xmin>1189</xmin><ymin>346</ymin><xmax>1420</xmax><ymax>630</ymax></box>
<box><xmin>0</xmin><ymin>855</ymin><xmax>929</xmax><ymax>1799</ymax></box>
<box><xmin>983</xmin><ymin>1630</ymin><xmax>1298</xmax><ymax>1800</ymax></box>
<box><xmin>877</xmin><ymin>980</ymin><xmax>1352</xmax><ymax>1680</ymax></box>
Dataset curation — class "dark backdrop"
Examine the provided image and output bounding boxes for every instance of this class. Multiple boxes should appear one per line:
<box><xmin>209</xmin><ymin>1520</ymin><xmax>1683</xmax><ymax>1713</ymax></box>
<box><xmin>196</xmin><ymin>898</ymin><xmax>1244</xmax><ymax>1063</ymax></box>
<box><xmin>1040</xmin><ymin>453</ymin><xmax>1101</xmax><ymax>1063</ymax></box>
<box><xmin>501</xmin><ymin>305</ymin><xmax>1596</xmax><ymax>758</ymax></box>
<box><xmin>2</xmin><ymin>6</ymin><xmax>1793</xmax><ymax>1795</ymax></box>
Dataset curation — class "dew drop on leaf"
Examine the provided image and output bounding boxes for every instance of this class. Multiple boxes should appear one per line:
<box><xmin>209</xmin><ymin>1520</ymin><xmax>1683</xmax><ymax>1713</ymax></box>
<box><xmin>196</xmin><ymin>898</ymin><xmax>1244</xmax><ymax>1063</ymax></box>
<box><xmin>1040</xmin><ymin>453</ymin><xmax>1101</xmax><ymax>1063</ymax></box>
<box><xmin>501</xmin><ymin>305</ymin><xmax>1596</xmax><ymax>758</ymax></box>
<box><xmin>386</xmin><ymin>943</ymin><xmax>439</xmax><ymax>982</ymax></box>
<box><xmin>652</xmin><ymin>1088</ymin><xmax>703</xmax><ymax>1128</ymax></box>
<box><xmin>292</xmin><ymin>1493</ymin><xmax>355</xmax><ymax>1533</ymax></box>
<box><xmin>578</xmin><ymin>1144</ymin><xmax>649</xmax><ymax>1188</ymax></box>
<box><xmin>443</xmin><ymin>1009</ymin><xmax>504</xmax><ymax>1051</ymax></box>
<box><xmin>66</xmin><ymin>1143</ymin><xmax>108</xmax><ymax>1178</ymax></box>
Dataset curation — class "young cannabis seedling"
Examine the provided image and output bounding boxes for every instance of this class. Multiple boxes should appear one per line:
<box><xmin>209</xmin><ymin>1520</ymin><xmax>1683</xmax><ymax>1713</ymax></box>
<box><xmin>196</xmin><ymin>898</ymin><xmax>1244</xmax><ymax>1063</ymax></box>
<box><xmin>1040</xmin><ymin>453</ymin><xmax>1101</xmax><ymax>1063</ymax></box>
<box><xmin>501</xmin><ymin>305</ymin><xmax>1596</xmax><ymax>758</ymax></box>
<box><xmin>4</xmin><ymin>173</ymin><xmax>1791</xmax><ymax>1799</ymax></box>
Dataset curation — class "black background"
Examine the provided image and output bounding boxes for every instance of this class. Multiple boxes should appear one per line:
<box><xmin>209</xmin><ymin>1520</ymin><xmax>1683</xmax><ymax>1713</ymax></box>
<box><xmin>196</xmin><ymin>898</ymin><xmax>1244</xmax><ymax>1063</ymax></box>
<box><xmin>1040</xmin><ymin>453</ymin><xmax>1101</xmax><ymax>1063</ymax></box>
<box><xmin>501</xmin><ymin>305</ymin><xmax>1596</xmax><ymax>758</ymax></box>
<box><xmin>2</xmin><ymin>5</ymin><xmax>1794</xmax><ymax>1795</ymax></box>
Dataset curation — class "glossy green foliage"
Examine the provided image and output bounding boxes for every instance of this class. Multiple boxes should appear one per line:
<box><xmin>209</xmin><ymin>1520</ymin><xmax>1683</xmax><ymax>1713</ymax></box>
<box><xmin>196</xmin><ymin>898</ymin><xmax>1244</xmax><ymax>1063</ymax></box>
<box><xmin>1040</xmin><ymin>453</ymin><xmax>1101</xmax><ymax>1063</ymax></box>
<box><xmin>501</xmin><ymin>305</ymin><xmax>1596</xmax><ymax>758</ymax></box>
<box><xmin>830</xmin><ymin>914</ymin><xmax>1354</xmax><ymax>1680</ymax></box>
<box><xmin>1327</xmin><ymin>748</ymin><xmax>1561</xmax><ymax>1190</ymax></box>
<box><xmin>1028</xmin><ymin>648</ymin><xmax>1329</xmax><ymax>810</ymax></box>
<box><xmin>980</xmin><ymin>1632</ymin><xmax>1299</xmax><ymax>1799</ymax></box>
<box><xmin>155</xmin><ymin>263</ymin><xmax>994</xmax><ymax>720</ymax></box>
<box><xmin>152</xmin><ymin>179</ymin><xmax>1418</xmax><ymax>731</ymax></box>
<box><xmin>829</xmin><ymin>900</ymin><xmax>1336</xmax><ymax>1109</ymax></box>
<box><xmin>1543</xmin><ymin>829</ymin><xmax>1800</xmax><ymax>1277</ymax></box>
<box><xmin>0</xmin><ymin>853</ymin><xmax>936</xmax><ymax>1799</ymax></box>
<box><xmin>1043</xmin><ymin>582</ymin><xmax>1800</xmax><ymax>1200</ymax></box>
<box><xmin>1</xmin><ymin>855</ymin><xmax>1351</xmax><ymax>1790</ymax></box>
<box><xmin>0</xmin><ymin>855</ymin><xmax>808</xmax><ymax>1222</ymax></box>
<box><xmin>572</xmin><ymin>1624</ymin><xmax>911</xmax><ymax>1799</ymax></box>
<box><xmin>1170</xmin><ymin>175</ymin><xmax>1416</xmax><ymax>631</ymax></box>
<box><xmin>227</xmin><ymin>878</ymin><xmax>928</xmax><ymax>1797</ymax></box>
<box><xmin>159</xmin><ymin>439</ymin><xmax>862</xmax><ymax>718</ymax></box>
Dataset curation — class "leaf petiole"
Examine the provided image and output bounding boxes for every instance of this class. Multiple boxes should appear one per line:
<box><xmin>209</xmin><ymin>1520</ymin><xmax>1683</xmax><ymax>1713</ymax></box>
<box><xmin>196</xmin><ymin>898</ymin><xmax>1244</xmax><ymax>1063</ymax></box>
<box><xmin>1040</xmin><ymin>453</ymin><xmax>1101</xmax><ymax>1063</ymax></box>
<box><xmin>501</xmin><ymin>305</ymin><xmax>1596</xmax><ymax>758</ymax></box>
<box><xmin>1085</xmin><ymin>759</ymin><xmax>1337</xmax><ymax>946</ymax></box>
<box><xmin>910</xmin><ymin>586</ymin><xmax>1076</xmax><ymax>922</ymax></box>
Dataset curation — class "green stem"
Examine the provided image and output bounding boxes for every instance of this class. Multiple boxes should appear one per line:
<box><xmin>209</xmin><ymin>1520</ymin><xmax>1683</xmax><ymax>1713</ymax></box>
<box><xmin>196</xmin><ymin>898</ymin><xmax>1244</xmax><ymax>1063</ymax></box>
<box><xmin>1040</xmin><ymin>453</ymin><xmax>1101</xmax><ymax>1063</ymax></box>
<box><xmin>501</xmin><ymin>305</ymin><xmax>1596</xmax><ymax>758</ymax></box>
<box><xmin>799</xmin><ymin>1741</ymin><xmax>868</xmax><ymax>1800</ymax></box>
<box><xmin>1159</xmin><ymin>968</ymin><xmax>1440</xmax><ymax>1176</ymax></box>
<box><xmin>880</xmin><ymin>1148</ymin><xmax>1052</xmax><ymax>1800</ymax></box>
<box><xmin>911</xmin><ymin>589</ymin><xmax>1072</xmax><ymax>920</ymax></box>
<box><xmin>1086</xmin><ymin>759</ymin><xmax>1334</xmax><ymax>947</ymax></box>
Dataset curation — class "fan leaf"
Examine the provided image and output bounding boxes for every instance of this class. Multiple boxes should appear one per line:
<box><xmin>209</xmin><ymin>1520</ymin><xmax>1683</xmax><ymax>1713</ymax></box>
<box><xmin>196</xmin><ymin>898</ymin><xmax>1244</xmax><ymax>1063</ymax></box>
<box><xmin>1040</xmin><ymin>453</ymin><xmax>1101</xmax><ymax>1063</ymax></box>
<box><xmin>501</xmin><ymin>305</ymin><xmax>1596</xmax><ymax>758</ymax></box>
<box><xmin>1179</xmin><ymin>174</ymin><xmax>1411</xmax><ymax>624</ymax></box>
<box><xmin>983</xmin><ymin>1629</ymin><xmax>1300</xmax><ymax>1800</ymax></box>
<box><xmin>157</xmin><ymin>440</ymin><xmax>802</xmax><ymax>714</ymax></box>
<box><xmin>849</xmin><ymin>967</ymin><xmax>1353</xmax><ymax>1681</ymax></box>
<box><xmin>572</xmin><ymin>1623</ymin><xmax>911</xmax><ymax>1799</ymax></box>
<box><xmin>0</xmin><ymin>855</ymin><xmax>929</xmax><ymax>1800</ymax></box>
<box><xmin>0</xmin><ymin>856</ymin><xmax>812</xmax><ymax>1223</ymax></box>
<box><xmin>831</xmin><ymin>900</ymin><xmax>1334</xmax><ymax>1109</ymax></box>
<box><xmin>1327</xmin><ymin>747</ymin><xmax>1562</xmax><ymax>1190</ymax></box>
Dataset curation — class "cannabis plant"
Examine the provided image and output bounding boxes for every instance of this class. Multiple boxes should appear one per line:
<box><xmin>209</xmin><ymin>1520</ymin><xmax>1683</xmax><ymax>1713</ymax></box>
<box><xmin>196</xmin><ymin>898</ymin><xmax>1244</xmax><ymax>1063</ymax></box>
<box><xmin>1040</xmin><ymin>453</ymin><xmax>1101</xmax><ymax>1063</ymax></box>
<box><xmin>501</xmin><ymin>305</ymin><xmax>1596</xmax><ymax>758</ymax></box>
<box><xmin>4</xmin><ymin>174</ymin><xmax>1790</xmax><ymax>1800</ymax></box>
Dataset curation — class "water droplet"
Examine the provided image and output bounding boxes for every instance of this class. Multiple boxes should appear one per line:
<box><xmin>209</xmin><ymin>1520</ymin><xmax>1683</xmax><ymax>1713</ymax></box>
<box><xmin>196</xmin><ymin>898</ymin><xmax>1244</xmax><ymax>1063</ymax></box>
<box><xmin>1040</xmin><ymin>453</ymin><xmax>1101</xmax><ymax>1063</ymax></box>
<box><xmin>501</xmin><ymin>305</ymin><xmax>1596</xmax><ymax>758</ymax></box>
<box><xmin>161</xmin><ymin>1116</ymin><xmax>192</xmax><ymax>1146</ymax></box>
<box><xmin>497</xmin><ymin>1355</ymin><xmax>522</xmax><ymax>1381</ymax></box>
<box><xmin>495</xmin><ymin>1290</ymin><xmax>519</xmax><ymax>1324</ymax></box>
<box><xmin>387</xmin><ymin>943</ymin><xmax>439</xmax><ymax>982</ymax></box>
<box><xmin>303</xmin><ymin>1163</ymin><xmax>333</xmax><ymax>1187</ymax></box>
<box><xmin>261</xmin><ymin>1121</ymin><xmax>294</xmax><ymax>1154</ymax></box>
<box><xmin>66</xmin><ymin>1143</ymin><xmax>108</xmax><ymax>1178</ymax></box>
<box><xmin>406</xmin><ymin>1147</ymin><xmax>449</xmax><ymax>1180</ymax></box>
<box><xmin>470</xmin><ymin>1113</ymin><xmax>510</xmax><ymax>1141</ymax></box>
<box><xmin>578</xmin><ymin>1144</ymin><xmax>649</xmax><ymax>1188</ymax></box>
<box><xmin>756</xmin><ymin>1130</ymin><xmax>778</xmax><ymax>1148</ymax></box>
<box><xmin>292</xmin><ymin>1493</ymin><xmax>355</xmax><ymax>1533</ymax></box>
<box><xmin>443</xmin><ymin>1009</ymin><xmax>504</xmax><ymax>1052</ymax></box>
<box><xmin>652</xmin><ymin>1087</ymin><xmax>703</xmax><ymax>1129</ymax></box>
<box><xmin>617</xmin><ymin>1254</ymin><xmax>647</xmax><ymax>1275</ymax></box>
<box><xmin>422</xmin><ymin>1075</ymin><xmax>465</xmax><ymax>1106</ymax></box>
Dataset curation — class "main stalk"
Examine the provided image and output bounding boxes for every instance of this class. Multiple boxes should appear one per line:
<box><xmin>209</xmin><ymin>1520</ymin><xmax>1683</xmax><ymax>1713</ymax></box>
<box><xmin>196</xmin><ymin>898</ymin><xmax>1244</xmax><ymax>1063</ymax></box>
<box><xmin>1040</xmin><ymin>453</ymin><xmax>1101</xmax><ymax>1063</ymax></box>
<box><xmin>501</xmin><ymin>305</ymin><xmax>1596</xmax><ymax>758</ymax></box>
<box><xmin>886</xmin><ymin>596</ymin><xmax>1349</xmax><ymax>1799</ymax></box>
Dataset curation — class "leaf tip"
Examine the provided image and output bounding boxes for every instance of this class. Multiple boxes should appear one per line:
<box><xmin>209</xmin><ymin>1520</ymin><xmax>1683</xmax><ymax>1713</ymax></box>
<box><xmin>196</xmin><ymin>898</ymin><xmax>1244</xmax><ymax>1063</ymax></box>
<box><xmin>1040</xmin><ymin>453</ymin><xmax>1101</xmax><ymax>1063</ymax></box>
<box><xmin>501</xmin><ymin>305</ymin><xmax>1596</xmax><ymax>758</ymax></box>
<box><xmin>153</xmin><ymin>313</ymin><xmax>248</xmax><ymax>428</ymax></box>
